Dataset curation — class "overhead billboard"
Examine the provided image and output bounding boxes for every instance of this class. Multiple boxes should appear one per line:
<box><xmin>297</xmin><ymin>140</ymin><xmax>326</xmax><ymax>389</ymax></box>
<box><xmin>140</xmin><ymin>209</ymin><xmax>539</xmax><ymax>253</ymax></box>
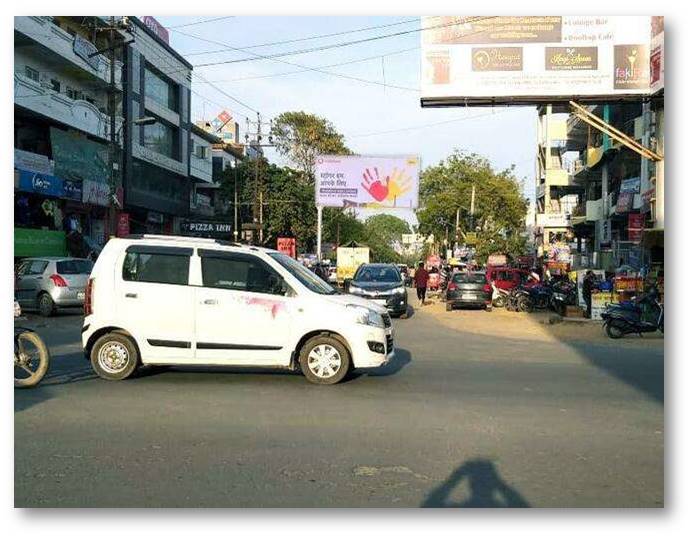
<box><xmin>420</xmin><ymin>16</ymin><xmax>660</xmax><ymax>106</ymax></box>
<box><xmin>314</xmin><ymin>155</ymin><xmax>420</xmax><ymax>208</ymax></box>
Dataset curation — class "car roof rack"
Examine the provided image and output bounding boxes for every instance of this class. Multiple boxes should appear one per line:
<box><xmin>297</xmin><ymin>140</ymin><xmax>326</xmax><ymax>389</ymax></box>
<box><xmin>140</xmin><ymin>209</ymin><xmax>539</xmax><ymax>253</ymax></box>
<box><xmin>123</xmin><ymin>234</ymin><xmax>249</xmax><ymax>249</ymax></box>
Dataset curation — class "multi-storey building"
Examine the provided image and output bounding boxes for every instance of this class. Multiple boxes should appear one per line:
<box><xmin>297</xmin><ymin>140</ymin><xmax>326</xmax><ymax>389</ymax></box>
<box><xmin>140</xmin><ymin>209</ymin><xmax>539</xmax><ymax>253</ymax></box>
<box><xmin>121</xmin><ymin>16</ymin><xmax>193</xmax><ymax>235</ymax></box>
<box><xmin>14</xmin><ymin>16</ymin><xmax>125</xmax><ymax>258</ymax></box>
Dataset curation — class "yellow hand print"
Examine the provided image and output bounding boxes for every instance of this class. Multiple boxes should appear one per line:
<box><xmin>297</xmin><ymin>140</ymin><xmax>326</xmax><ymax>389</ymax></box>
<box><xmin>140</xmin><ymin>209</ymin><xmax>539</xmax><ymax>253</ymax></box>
<box><xmin>385</xmin><ymin>167</ymin><xmax>413</xmax><ymax>204</ymax></box>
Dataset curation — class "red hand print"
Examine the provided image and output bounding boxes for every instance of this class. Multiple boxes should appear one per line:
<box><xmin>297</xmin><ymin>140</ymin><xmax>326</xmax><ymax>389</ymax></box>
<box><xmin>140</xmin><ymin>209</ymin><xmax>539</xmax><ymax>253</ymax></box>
<box><xmin>361</xmin><ymin>167</ymin><xmax>389</xmax><ymax>202</ymax></box>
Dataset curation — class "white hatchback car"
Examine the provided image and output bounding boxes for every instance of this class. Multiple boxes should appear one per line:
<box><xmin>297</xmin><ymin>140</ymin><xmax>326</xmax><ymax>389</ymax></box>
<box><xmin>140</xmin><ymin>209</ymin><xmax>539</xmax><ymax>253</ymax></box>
<box><xmin>82</xmin><ymin>235</ymin><xmax>394</xmax><ymax>385</ymax></box>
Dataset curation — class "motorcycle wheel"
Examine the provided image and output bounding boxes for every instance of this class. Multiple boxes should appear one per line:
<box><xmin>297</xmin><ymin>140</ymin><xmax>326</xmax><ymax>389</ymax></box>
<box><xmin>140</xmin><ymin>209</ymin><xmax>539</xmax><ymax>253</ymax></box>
<box><xmin>14</xmin><ymin>330</ymin><xmax>51</xmax><ymax>388</ymax></box>
<box><xmin>605</xmin><ymin>320</ymin><xmax>626</xmax><ymax>339</ymax></box>
<box><xmin>518</xmin><ymin>296</ymin><xmax>532</xmax><ymax>313</ymax></box>
<box><xmin>493</xmin><ymin>296</ymin><xmax>506</xmax><ymax>308</ymax></box>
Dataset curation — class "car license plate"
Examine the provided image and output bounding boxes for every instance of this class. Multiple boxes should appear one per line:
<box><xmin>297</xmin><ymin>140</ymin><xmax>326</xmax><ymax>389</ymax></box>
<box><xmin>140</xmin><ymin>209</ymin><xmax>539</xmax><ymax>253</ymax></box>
<box><xmin>77</xmin><ymin>292</ymin><xmax>85</xmax><ymax>300</ymax></box>
<box><xmin>462</xmin><ymin>294</ymin><xmax>475</xmax><ymax>300</ymax></box>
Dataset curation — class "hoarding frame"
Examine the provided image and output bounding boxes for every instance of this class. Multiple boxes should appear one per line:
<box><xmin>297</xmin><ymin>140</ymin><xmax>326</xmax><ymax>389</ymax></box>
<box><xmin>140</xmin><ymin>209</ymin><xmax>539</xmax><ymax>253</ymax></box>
<box><xmin>420</xmin><ymin>15</ymin><xmax>663</xmax><ymax>108</ymax></box>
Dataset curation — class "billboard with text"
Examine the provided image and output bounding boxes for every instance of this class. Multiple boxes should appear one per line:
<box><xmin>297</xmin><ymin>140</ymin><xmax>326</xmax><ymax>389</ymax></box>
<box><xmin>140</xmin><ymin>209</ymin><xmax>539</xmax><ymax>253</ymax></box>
<box><xmin>421</xmin><ymin>16</ymin><xmax>660</xmax><ymax>106</ymax></box>
<box><xmin>314</xmin><ymin>155</ymin><xmax>420</xmax><ymax>208</ymax></box>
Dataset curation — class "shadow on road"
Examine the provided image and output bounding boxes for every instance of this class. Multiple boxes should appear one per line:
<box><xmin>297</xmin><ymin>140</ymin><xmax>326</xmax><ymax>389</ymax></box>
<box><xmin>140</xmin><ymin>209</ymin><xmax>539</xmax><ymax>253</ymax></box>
<box><xmin>364</xmin><ymin>348</ymin><xmax>412</xmax><ymax>377</ymax></box>
<box><xmin>421</xmin><ymin>458</ymin><xmax>530</xmax><ymax>508</ymax></box>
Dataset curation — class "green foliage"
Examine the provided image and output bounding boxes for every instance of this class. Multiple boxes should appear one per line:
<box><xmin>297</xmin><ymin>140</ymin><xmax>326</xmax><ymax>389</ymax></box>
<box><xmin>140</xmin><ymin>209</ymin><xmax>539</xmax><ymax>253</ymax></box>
<box><xmin>271</xmin><ymin>111</ymin><xmax>351</xmax><ymax>178</ymax></box>
<box><xmin>416</xmin><ymin>150</ymin><xmax>529</xmax><ymax>263</ymax></box>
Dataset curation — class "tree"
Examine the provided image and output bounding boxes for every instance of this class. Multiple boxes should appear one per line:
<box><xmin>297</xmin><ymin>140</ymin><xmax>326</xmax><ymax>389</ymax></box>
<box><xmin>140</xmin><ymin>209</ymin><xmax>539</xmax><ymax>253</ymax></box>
<box><xmin>416</xmin><ymin>150</ymin><xmax>528</xmax><ymax>264</ymax></box>
<box><xmin>363</xmin><ymin>214</ymin><xmax>411</xmax><ymax>263</ymax></box>
<box><xmin>271</xmin><ymin>111</ymin><xmax>351</xmax><ymax>179</ymax></box>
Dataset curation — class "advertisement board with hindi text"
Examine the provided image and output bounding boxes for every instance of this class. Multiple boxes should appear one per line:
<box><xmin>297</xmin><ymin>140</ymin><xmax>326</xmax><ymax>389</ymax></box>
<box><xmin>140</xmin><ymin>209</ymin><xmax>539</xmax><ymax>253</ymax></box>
<box><xmin>421</xmin><ymin>16</ymin><xmax>660</xmax><ymax>106</ymax></box>
<box><xmin>315</xmin><ymin>155</ymin><xmax>420</xmax><ymax>208</ymax></box>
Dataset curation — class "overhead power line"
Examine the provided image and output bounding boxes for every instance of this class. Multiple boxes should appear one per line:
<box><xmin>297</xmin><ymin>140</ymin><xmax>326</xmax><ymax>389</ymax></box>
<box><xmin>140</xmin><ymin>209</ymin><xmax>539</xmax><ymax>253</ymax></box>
<box><xmin>173</xmin><ymin>29</ymin><xmax>419</xmax><ymax>92</ymax></box>
<box><xmin>186</xmin><ymin>17</ymin><xmax>491</xmax><ymax>67</ymax></box>
<box><xmin>192</xmin><ymin>71</ymin><xmax>260</xmax><ymax>114</ymax></box>
<box><xmin>192</xmin><ymin>46</ymin><xmax>420</xmax><ymax>83</ymax></box>
<box><xmin>165</xmin><ymin>16</ymin><xmax>235</xmax><ymax>29</ymax></box>
<box><xmin>181</xmin><ymin>17</ymin><xmax>418</xmax><ymax>57</ymax></box>
<box><xmin>348</xmin><ymin>108</ymin><xmax>526</xmax><ymax>138</ymax></box>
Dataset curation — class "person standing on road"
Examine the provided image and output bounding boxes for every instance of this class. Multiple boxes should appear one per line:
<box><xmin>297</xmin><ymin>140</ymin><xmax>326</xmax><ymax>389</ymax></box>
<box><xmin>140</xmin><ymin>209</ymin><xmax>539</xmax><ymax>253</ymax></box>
<box><xmin>582</xmin><ymin>270</ymin><xmax>595</xmax><ymax>319</ymax></box>
<box><xmin>414</xmin><ymin>262</ymin><xmax>430</xmax><ymax>306</ymax></box>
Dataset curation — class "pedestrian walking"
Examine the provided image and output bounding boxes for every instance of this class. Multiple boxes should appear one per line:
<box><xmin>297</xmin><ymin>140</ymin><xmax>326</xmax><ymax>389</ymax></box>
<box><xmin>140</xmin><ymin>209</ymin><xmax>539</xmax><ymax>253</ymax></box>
<box><xmin>414</xmin><ymin>262</ymin><xmax>430</xmax><ymax>306</ymax></box>
<box><xmin>582</xmin><ymin>270</ymin><xmax>595</xmax><ymax>318</ymax></box>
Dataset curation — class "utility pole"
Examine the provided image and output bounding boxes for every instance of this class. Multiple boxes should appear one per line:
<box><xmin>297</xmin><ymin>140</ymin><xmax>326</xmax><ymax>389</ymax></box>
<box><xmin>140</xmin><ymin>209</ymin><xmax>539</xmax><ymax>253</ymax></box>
<box><xmin>470</xmin><ymin>183</ymin><xmax>476</xmax><ymax>231</ymax></box>
<box><xmin>246</xmin><ymin>113</ymin><xmax>273</xmax><ymax>245</ymax></box>
<box><xmin>107</xmin><ymin>16</ymin><xmax>117</xmax><ymax>237</ymax></box>
<box><xmin>233</xmin><ymin>163</ymin><xmax>239</xmax><ymax>241</ymax></box>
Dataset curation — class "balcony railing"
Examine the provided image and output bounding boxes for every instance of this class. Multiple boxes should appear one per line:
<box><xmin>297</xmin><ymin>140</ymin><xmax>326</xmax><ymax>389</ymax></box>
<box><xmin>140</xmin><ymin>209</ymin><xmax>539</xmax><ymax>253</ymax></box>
<box><xmin>15</xmin><ymin>73</ymin><xmax>122</xmax><ymax>140</ymax></box>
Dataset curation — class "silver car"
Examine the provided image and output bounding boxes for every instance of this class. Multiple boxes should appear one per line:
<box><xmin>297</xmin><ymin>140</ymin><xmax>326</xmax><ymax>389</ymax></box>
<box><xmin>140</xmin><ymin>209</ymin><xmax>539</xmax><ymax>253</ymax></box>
<box><xmin>15</xmin><ymin>257</ymin><xmax>93</xmax><ymax>317</ymax></box>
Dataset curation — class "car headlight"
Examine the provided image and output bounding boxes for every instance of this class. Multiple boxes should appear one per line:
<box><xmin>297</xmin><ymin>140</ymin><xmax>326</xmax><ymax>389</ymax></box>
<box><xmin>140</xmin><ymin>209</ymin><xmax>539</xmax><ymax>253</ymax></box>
<box><xmin>349</xmin><ymin>285</ymin><xmax>364</xmax><ymax>295</ymax></box>
<box><xmin>392</xmin><ymin>286</ymin><xmax>405</xmax><ymax>295</ymax></box>
<box><xmin>346</xmin><ymin>304</ymin><xmax>384</xmax><ymax>328</ymax></box>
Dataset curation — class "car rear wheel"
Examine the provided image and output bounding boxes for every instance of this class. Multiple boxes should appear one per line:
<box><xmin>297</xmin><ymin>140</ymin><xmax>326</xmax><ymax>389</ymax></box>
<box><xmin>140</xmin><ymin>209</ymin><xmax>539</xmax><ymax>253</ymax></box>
<box><xmin>90</xmin><ymin>332</ymin><xmax>140</xmax><ymax>381</ymax></box>
<box><xmin>38</xmin><ymin>293</ymin><xmax>55</xmax><ymax>317</ymax></box>
<box><xmin>299</xmin><ymin>335</ymin><xmax>350</xmax><ymax>385</ymax></box>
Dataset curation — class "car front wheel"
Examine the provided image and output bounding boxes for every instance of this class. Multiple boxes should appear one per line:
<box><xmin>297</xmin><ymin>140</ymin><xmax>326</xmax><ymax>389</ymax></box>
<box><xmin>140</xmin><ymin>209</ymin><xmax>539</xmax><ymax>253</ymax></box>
<box><xmin>299</xmin><ymin>335</ymin><xmax>350</xmax><ymax>385</ymax></box>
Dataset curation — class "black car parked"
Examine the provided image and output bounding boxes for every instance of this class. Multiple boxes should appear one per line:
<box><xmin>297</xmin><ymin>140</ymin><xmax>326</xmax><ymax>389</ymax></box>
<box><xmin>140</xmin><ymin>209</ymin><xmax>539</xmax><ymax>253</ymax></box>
<box><xmin>346</xmin><ymin>263</ymin><xmax>408</xmax><ymax>318</ymax></box>
<box><xmin>445</xmin><ymin>271</ymin><xmax>492</xmax><ymax>311</ymax></box>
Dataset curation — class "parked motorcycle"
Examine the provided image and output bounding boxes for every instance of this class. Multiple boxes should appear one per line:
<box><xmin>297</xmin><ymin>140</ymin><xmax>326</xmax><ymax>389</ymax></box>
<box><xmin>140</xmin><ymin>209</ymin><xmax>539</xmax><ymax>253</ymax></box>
<box><xmin>14</xmin><ymin>300</ymin><xmax>51</xmax><ymax>388</ymax></box>
<box><xmin>491</xmin><ymin>281</ymin><xmax>510</xmax><ymax>308</ymax></box>
<box><xmin>601</xmin><ymin>287</ymin><xmax>664</xmax><ymax>339</ymax></box>
<box><xmin>549</xmin><ymin>281</ymin><xmax>577</xmax><ymax>316</ymax></box>
<box><xmin>505</xmin><ymin>286</ymin><xmax>531</xmax><ymax>312</ymax></box>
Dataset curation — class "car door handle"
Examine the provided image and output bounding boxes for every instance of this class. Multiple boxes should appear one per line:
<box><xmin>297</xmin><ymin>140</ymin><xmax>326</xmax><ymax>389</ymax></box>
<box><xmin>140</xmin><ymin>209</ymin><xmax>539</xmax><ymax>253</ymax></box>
<box><xmin>125</xmin><ymin>293</ymin><xmax>138</xmax><ymax>299</ymax></box>
<box><xmin>202</xmin><ymin>299</ymin><xmax>218</xmax><ymax>305</ymax></box>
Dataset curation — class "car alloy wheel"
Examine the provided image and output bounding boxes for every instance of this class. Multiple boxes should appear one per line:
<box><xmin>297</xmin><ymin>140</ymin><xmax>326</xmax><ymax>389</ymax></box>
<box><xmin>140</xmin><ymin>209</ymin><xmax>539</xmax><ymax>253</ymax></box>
<box><xmin>306</xmin><ymin>344</ymin><xmax>342</xmax><ymax>379</ymax></box>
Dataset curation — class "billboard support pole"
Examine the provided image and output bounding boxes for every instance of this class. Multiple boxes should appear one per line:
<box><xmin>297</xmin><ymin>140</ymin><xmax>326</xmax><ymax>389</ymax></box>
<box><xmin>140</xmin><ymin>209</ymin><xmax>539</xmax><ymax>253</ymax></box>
<box><xmin>316</xmin><ymin>205</ymin><xmax>323</xmax><ymax>262</ymax></box>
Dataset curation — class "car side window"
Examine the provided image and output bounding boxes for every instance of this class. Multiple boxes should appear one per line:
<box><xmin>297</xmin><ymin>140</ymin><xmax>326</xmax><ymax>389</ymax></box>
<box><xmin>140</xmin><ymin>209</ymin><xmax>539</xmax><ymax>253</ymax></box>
<box><xmin>200</xmin><ymin>251</ymin><xmax>285</xmax><ymax>295</ymax></box>
<box><xmin>122</xmin><ymin>247</ymin><xmax>191</xmax><ymax>285</ymax></box>
<box><xmin>26</xmin><ymin>260</ymin><xmax>48</xmax><ymax>275</ymax></box>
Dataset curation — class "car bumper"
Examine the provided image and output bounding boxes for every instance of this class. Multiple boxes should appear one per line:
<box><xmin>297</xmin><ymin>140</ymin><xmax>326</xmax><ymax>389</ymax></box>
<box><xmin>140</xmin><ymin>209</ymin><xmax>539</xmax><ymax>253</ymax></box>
<box><xmin>446</xmin><ymin>292</ymin><xmax>491</xmax><ymax>307</ymax></box>
<box><xmin>349</xmin><ymin>324</ymin><xmax>395</xmax><ymax>368</ymax></box>
<box><xmin>51</xmin><ymin>287</ymin><xmax>85</xmax><ymax>307</ymax></box>
<box><xmin>350</xmin><ymin>292</ymin><xmax>407</xmax><ymax>315</ymax></box>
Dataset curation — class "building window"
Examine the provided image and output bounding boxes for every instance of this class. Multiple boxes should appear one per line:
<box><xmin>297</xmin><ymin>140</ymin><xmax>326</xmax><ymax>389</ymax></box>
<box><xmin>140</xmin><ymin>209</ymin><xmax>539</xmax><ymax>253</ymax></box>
<box><xmin>50</xmin><ymin>79</ymin><xmax>61</xmax><ymax>92</ymax></box>
<box><xmin>143</xmin><ymin>120</ymin><xmax>177</xmax><ymax>160</ymax></box>
<box><xmin>145</xmin><ymin>67</ymin><xmax>178</xmax><ymax>112</ymax></box>
<box><xmin>24</xmin><ymin>66</ymin><xmax>40</xmax><ymax>82</ymax></box>
<box><xmin>66</xmin><ymin>87</ymin><xmax>85</xmax><ymax>101</ymax></box>
<box><xmin>195</xmin><ymin>145</ymin><xmax>209</xmax><ymax>159</ymax></box>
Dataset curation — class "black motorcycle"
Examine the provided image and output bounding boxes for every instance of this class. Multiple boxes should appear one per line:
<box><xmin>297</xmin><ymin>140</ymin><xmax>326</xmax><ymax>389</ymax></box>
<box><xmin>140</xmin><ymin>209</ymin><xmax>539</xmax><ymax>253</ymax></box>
<box><xmin>549</xmin><ymin>281</ymin><xmax>577</xmax><ymax>316</ymax></box>
<box><xmin>601</xmin><ymin>287</ymin><xmax>664</xmax><ymax>339</ymax></box>
<box><xmin>14</xmin><ymin>301</ymin><xmax>51</xmax><ymax>388</ymax></box>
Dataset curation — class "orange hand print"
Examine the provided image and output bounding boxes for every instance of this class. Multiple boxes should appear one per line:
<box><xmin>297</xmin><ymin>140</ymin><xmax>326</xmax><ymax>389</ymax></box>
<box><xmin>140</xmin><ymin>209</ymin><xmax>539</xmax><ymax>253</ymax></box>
<box><xmin>361</xmin><ymin>167</ymin><xmax>389</xmax><ymax>202</ymax></box>
<box><xmin>385</xmin><ymin>167</ymin><xmax>413</xmax><ymax>204</ymax></box>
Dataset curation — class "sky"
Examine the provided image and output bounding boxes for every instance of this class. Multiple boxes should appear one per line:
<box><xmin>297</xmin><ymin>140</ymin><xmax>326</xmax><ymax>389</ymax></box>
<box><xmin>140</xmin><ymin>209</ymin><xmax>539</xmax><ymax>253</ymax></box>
<box><xmin>155</xmin><ymin>15</ymin><xmax>538</xmax><ymax>225</ymax></box>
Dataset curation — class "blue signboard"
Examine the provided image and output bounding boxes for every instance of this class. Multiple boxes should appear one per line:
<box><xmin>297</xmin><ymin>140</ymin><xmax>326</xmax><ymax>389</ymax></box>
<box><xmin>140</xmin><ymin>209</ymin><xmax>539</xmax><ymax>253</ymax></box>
<box><xmin>17</xmin><ymin>170</ymin><xmax>65</xmax><ymax>198</ymax></box>
<box><xmin>63</xmin><ymin>179</ymin><xmax>83</xmax><ymax>201</ymax></box>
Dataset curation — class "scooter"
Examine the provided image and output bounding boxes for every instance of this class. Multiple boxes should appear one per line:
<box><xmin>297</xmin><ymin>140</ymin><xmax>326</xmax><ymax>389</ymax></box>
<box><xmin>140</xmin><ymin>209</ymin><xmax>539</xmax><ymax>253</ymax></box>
<box><xmin>549</xmin><ymin>281</ymin><xmax>577</xmax><ymax>316</ymax></box>
<box><xmin>491</xmin><ymin>281</ymin><xmax>510</xmax><ymax>308</ymax></box>
<box><xmin>601</xmin><ymin>287</ymin><xmax>664</xmax><ymax>339</ymax></box>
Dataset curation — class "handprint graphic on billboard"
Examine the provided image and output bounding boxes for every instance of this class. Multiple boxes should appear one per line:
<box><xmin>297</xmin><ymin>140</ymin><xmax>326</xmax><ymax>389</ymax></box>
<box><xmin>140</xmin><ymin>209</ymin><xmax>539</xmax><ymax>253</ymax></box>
<box><xmin>315</xmin><ymin>155</ymin><xmax>419</xmax><ymax>208</ymax></box>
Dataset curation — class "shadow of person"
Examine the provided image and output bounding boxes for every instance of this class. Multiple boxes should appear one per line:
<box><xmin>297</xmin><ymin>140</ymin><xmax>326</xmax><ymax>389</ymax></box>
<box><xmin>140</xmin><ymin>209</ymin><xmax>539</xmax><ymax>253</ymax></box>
<box><xmin>421</xmin><ymin>459</ymin><xmax>530</xmax><ymax>508</ymax></box>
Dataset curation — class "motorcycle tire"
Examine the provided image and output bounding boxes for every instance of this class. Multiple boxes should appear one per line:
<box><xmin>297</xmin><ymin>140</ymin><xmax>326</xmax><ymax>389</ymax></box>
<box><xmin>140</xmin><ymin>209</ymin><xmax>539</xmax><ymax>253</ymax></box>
<box><xmin>493</xmin><ymin>296</ymin><xmax>506</xmax><ymax>308</ymax></box>
<box><xmin>518</xmin><ymin>296</ymin><xmax>532</xmax><ymax>313</ymax></box>
<box><xmin>605</xmin><ymin>320</ymin><xmax>626</xmax><ymax>339</ymax></box>
<box><xmin>14</xmin><ymin>330</ymin><xmax>51</xmax><ymax>388</ymax></box>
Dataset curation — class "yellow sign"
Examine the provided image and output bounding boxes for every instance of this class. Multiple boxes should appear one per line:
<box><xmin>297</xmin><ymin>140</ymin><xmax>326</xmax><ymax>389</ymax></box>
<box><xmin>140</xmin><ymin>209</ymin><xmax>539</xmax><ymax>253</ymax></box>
<box><xmin>464</xmin><ymin>232</ymin><xmax>477</xmax><ymax>245</ymax></box>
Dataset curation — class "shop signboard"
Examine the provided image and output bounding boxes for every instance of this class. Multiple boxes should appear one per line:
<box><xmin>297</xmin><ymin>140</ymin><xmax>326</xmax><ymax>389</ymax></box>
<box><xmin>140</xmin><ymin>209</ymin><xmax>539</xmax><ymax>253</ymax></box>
<box><xmin>116</xmin><ymin>213</ymin><xmax>130</xmax><ymax>238</ymax></box>
<box><xmin>615</xmin><ymin>192</ymin><xmax>634</xmax><ymax>213</ymax></box>
<box><xmin>650</xmin><ymin>17</ymin><xmax>664</xmax><ymax>94</ymax></box>
<box><xmin>277</xmin><ymin>237</ymin><xmax>297</xmax><ymax>259</ymax></box>
<box><xmin>180</xmin><ymin>221</ymin><xmax>233</xmax><ymax>237</ymax></box>
<box><xmin>73</xmin><ymin>34</ymin><xmax>102</xmax><ymax>70</ymax></box>
<box><xmin>14</xmin><ymin>228</ymin><xmax>67</xmax><ymax>257</ymax></box>
<box><xmin>628</xmin><ymin>213</ymin><xmax>645</xmax><ymax>242</ymax></box>
<box><xmin>63</xmin><ymin>180</ymin><xmax>83</xmax><ymax>201</ymax></box>
<box><xmin>590</xmin><ymin>291</ymin><xmax>613</xmax><ymax>320</ymax></box>
<box><xmin>50</xmin><ymin>127</ymin><xmax>109</xmax><ymax>184</ymax></box>
<box><xmin>82</xmin><ymin>179</ymin><xmax>111</xmax><ymax>206</ymax></box>
<box><xmin>141</xmin><ymin>16</ymin><xmax>170</xmax><ymax>45</ymax></box>
<box><xmin>620</xmin><ymin>177</ymin><xmax>641</xmax><ymax>194</ymax></box>
<box><xmin>420</xmin><ymin>16</ymin><xmax>656</xmax><ymax>106</ymax></box>
<box><xmin>14</xmin><ymin>149</ymin><xmax>53</xmax><ymax>175</ymax></box>
<box><xmin>16</xmin><ymin>169</ymin><xmax>65</xmax><ymax>198</ymax></box>
<box><xmin>315</xmin><ymin>155</ymin><xmax>420</xmax><ymax>208</ymax></box>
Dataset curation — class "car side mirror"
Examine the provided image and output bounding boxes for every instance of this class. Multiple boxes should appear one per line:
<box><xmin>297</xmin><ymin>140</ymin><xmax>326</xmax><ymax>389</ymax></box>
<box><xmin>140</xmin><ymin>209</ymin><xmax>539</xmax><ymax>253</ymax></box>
<box><xmin>343</xmin><ymin>278</ymin><xmax>352</xmax><ymax>292</ymax></box>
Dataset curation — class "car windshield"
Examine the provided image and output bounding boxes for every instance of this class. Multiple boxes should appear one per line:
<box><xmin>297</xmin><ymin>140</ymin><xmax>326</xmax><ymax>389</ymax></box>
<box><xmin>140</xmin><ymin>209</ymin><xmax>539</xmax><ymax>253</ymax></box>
<box><xmin>453</xmin><ymin>272</ymin><xmax>487</xmax><ymax>284</ymax></box>
<box><xmin>56</xmin><ymin>259</ymin><xmax>93</xmax><ymax>275</ymax></box>
<box><xmin>268</xmin><ymin>253</ymin><xmax>337</xmax><ymax>295</ymax></box>
<box><xmin>354</xmin><ymin>266</ymin><xmax>400</xmax><ymax>283</ymax></box>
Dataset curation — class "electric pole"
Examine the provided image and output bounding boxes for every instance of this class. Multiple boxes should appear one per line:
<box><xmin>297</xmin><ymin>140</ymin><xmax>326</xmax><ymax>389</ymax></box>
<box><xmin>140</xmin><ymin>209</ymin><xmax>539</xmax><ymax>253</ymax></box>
<box><xmin>245</xmin><ymin>113</ymin><xmax>273</xmax><ymax>245</ymax></box>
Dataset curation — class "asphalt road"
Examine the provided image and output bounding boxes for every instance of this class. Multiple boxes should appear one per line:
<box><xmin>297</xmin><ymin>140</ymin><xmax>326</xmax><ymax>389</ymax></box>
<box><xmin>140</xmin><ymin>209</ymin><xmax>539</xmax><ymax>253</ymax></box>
<box><xmin>14</xmin><ymin>304</ymin><xmax>664</xmax><ymax>508</ymax></box>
